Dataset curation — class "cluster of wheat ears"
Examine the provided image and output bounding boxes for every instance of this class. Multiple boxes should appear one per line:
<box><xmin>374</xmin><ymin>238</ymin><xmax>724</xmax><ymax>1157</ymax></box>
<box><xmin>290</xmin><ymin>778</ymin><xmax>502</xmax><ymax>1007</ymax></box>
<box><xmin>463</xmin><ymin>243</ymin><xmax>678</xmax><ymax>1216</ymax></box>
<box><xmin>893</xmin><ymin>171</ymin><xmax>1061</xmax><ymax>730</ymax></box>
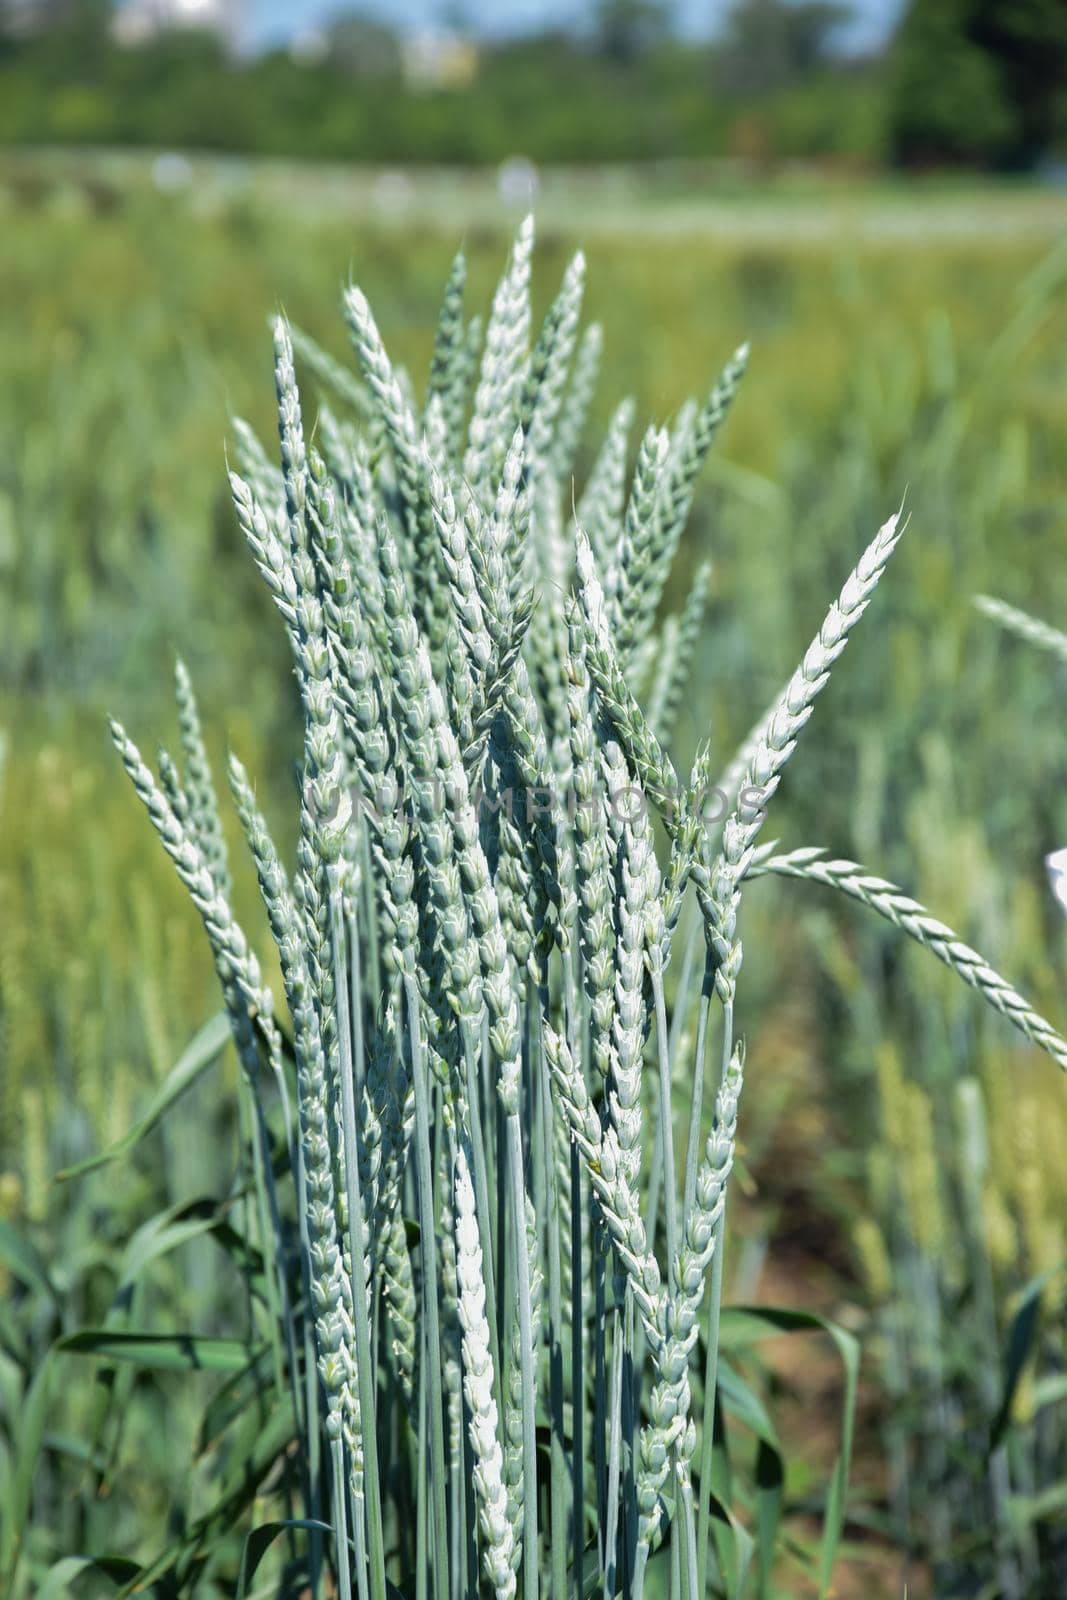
<box><xmin>111</xmin><ymin>219</ymin><xmax>1067</xmax><ymax>1600</ymax></box>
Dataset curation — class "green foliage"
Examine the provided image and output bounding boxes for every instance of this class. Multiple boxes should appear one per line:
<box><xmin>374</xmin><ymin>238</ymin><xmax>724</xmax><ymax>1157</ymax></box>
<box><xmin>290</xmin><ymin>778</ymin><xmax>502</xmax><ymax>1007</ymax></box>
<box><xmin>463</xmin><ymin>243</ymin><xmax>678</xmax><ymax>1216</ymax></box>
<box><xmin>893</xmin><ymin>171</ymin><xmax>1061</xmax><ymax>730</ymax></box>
<box><xmin>714</xmin><ymin>0</ymin><xmax>853</xmax><ymax>94</ymax></box>
<box><xmin>8</xmin><ymin>0</ymin><xmax>1067</xmax><ymax>172</ymax></box>
<box><xmin>0</xmin><ymin>2</ymin><xmax>889</xmax><ymax>167</ymax></box>
<box><xmin>890</xmin><ymin>0</ymin><xmax>1067</xmax><ymax>167</ymax></box>
<box><xmin>593</xmin><ymin>0</ymin><xmax>673</xmax><ymax>65</ymax></box>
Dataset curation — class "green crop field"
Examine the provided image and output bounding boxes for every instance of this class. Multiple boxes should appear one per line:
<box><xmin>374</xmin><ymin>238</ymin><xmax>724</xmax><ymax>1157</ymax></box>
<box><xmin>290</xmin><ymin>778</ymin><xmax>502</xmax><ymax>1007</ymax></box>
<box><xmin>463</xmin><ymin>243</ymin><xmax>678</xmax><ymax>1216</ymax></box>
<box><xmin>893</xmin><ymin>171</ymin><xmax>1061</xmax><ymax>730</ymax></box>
<box><xmin>3</xmin><ymin>152</ymin><xmax>1067</xmax><ymax>1599</ymax></box>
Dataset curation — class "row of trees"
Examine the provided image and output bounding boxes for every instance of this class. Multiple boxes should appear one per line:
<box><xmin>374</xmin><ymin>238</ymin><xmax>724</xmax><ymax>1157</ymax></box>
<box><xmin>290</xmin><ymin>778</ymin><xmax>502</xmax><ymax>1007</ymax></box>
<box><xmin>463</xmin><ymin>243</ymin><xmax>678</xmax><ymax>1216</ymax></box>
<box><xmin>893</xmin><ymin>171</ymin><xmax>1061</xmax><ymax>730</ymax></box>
<box><xmin>1</xmin><ymin>0</ymin><xmax>1064</xmax><ymax>170</ymax></box>
<box><xmin>892</xmin><ymin>0</ymin><xmax>1067</xmax><ymax>168</ymax></box>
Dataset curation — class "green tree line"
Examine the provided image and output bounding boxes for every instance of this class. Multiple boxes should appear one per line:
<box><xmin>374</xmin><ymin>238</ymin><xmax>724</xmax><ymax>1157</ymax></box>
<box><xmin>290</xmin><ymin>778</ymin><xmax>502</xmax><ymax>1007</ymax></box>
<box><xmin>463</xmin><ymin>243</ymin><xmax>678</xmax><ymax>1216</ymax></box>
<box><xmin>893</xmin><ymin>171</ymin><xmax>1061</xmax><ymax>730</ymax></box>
<box><xmin>0</xmin><ymin>0</ymin><xmax>1064</xmax><ymax>169</ymax></box>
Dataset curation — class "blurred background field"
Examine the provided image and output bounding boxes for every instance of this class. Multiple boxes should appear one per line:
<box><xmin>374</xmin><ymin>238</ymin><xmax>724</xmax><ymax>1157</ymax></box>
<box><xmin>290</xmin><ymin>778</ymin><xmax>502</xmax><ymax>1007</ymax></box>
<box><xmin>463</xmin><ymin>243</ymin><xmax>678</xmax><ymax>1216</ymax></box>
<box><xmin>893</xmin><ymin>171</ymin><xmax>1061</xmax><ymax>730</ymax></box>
<box><xmin>3</xmin><ymin>1</ymin><xmax>1067</xmax><ymax>1596</ymax></box>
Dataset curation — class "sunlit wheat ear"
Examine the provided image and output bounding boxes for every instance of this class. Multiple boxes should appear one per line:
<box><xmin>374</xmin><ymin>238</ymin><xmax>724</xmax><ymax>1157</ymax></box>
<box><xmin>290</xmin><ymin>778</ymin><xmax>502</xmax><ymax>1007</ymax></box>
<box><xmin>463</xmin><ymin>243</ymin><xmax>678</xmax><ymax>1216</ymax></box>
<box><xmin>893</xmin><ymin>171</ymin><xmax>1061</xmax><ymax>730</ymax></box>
<box><xmin>304</xmin><ymin>455</ymin><xmax>396</xmax><ymax>808</ymax></box>
<box><xmin>173</xmin><ymin>659</ymin><xmax>230</xmax><ymax>896</ymax></box>
<box><xmin>426</xmin><ymin>248</ymin><xmax>467</xmax><ymax>430</ymax></box>
<box><xmin>467</xmin><ymin>424</ymin><xmax>525</xmax><ymax>631</ymax></box>
<box><xmin>464</xmin><ymin>214</ymin><xmax>535</xmax><ymax>500</ymax></box>
<box><xmin>646</xmin><ymin>559</ymin><xmax>713</xmax><ymax>744</ymax></box>
<box><xmin>422</xmin><ymin>651</ymin><xmax>524</xmax><ymax>1112</ymax></box>
<box><xmin>342</xmin><ymin>285</ymin><xmax>420</xmax><ymax>509</ymax></box>
<box><xmin>371</xmin><ymin>510</ymin><xmax>485</xmax><ymax>1039</ymax></box>
<box><xmin>225</xmin><ymin>754</ymin><xmax>365</xmax><ymax>1541</ymax></box>
<box><xmin>343</xmin><ymin>286</ymin><xmax>449</xmax><ymax>656</ymax></box>
<box><xmin>504</xmin><ymin>1190</ymin><xmax>544</xmax><ymax>1570</ymax></box>
<box><xmin>573</xmin><ymin>534</ymin><xmax>684</xmax><ymax>832</ymax></box>
<box><xmin>449</xmin><ymin>309</ymin><xmax>483</xmax><ymax>456</ymax></box>
<box><xmin>701</xmin><ymin>511</ymin><xmax>905</xmax><ymax>1001</ymax></box>
<box><xmin>606</xmin><ymin>423</ymin><xmax>671</xmax><ymax>662</ymax></box>
<box><xmin>552</xmin><ymin>318</ymin><xmax>602</xmax><ymax>482</ymax></box>
<box><xmin>564</xmin><ymin>611</ymin><xmax>615</xmax><ymax>1084</ymax></box>
<box><xmin>454</xmin><ymin>1146</ymin><xmax>518</xmax><ymax>1600</ymax></box>
<box><xmin>545</xmin><ymin>1023</ymin><xmax>663</xmax><ymax>1340</ymax></box>
<box><xmin>523</xmin><ymin>480</ymin><xmax>571</xmax><ymax>746</ymax></box>
<box><xmin>749</xmin><ymin>847</ymin><xmax>1067</xmax><ymax>1070</ymax></box>
<box><xmin>385</xmin><ymin>537</ymin><xmax>523</xmax><ymax>1161</ymax></box>
<box><xmin>463</xmin><ymin>475</ymin><xmax>569</xmax><ymax>928</ymax></box>
<box><xmin>607</xmin><ymin>757</ymin><xmax>658</xmax><ymax>1194</ymax></box>
<box><xmin>521</xmin><ymin>249</ymin><xmax>586</xmax><ymax>474</ymax></box>
<box><xmin>426</xmin><ymin>446</ymin><xmax>496</xmax><ymax>722</ymax></box>
<box><xmin>682</xmin><ymin>1040</ymin><xmax>744</xmax><ymax>1296</ymax></box>
<box><xmin>578</xmin><ymin>394</ymin><xmax>636</xmax><ymax>575</ymax></box>
<box><xmin>381</xmin><ymin>1207</ymin><xmax>417</xmax><ymax>1402</ymax></box>
<box><xmin>545</xmin><ymin>1019</ymin><xmax>702</xmax><ymax>1575</ymax></box>
<box><xmin>647</xmin><ymin>343</ymin><xmax>747</xmax><ymax>606</ymax></box>
<box><xmin>110</xmin><ymin>720</ymin><xmax>274</xmax><ymax>1068</ymax></box>
<box><xmin>229</xmin><ymin>414</ymin><xmax>284</xmax><ymax>517</ymax></box>
<box><xmin>273</xmin><ymin>317</ymin><xmax>312</xmax><ymax>552</ymax></box>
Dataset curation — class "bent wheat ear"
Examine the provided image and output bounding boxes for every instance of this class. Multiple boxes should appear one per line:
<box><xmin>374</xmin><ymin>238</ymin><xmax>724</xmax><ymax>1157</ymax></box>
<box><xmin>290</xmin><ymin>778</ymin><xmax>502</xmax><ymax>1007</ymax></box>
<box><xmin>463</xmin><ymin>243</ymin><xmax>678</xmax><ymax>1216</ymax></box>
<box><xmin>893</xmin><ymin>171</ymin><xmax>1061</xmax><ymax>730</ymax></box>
<box><xmin>749</xmin><ymin>847</ymin><xmax>1067</xmax><ymax>1071</ymax></box>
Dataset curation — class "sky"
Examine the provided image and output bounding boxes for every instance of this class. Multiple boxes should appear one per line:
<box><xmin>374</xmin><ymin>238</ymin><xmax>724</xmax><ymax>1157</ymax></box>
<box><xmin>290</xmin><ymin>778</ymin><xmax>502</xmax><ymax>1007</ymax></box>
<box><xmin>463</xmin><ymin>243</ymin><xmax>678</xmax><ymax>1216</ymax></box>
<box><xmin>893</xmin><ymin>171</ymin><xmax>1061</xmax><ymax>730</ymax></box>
<box><xmin>244</xmin><ymin>0</ymin><xmax>906</xmax><ymax>55</ymax></box>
